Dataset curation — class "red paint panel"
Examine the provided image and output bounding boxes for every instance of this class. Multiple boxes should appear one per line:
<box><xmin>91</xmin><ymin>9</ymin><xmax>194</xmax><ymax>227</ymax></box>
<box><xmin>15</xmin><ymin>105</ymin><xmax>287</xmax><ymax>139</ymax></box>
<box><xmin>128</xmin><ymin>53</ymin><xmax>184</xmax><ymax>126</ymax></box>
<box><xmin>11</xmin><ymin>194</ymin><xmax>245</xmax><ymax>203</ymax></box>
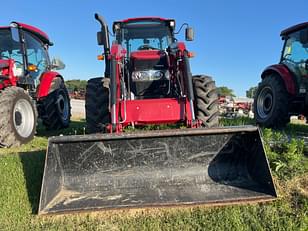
<box><xmin>0</xmin><ymin>59</ymin><xmax>17</xmax><ymax>87</ymax></box>
<box><xmin>177</xmin><ymin>42</ymin><xmax>186</xmax><ymax>52</ymax></box>
<box><xmin>261</xmin><ymin>64</ymin><xmax>296</xmax><ymax>95</ymax></box>
<box><xmin>110</xmin><ymin>44</ymin><xmax>126</xmax><ymax>60</ymax></box>
<box><xmin>130</xmin><ymin>50</ymin><xmax>164</xmax><ymax>60</ymax></box>
<box><xmin>120</xmin><ymin>98</ymin><xmax>186</xmax><ymax>126</ymax></box>
<box><xmin>36</xmin><ymin>71</ymin><xmax>61</xmax><ymax>98</ymax></box>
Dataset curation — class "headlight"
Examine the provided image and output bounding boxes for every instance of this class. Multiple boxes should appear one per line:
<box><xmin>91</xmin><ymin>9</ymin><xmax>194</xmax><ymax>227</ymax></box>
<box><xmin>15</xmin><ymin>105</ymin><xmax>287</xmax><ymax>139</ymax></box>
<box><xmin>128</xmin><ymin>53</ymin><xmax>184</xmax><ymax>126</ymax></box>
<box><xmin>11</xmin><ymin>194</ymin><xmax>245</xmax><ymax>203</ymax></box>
<box><xmin>132</xmin><ymin>70</ymin><xmax>169</xmax><ymax>81</ymax></box>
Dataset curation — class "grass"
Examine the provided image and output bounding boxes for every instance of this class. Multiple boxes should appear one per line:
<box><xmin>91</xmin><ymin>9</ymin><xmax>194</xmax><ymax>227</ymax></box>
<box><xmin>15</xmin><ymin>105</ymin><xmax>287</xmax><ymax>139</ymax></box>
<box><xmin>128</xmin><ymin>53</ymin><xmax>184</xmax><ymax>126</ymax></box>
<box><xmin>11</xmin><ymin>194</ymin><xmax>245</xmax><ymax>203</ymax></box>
<box><xmin>0</xmin><ymin>118</ymin><xmax>307</xmax><ymax>230</ymax></box>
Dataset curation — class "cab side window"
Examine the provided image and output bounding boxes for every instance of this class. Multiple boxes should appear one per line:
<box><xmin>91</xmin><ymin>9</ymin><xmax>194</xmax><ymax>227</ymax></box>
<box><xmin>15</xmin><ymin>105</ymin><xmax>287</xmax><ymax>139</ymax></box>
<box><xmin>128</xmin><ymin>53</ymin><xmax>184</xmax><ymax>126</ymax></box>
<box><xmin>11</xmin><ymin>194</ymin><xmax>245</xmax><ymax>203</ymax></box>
<box><xmin>23</xmin><ymin>31</ymin><xmax>49</xmax><ymax>79</ymax></box>
<box><xmin>0</xmin><ymin>29</ymin><xmax>24</xmax><ymax>76</ymax></box>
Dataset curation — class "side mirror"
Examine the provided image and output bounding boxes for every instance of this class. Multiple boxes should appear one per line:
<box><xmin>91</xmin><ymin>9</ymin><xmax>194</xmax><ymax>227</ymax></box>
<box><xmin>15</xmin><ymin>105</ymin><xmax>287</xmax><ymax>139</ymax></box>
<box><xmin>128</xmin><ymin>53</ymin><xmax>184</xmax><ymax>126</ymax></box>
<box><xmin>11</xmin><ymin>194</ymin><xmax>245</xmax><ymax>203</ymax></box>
<box><xmin>10</xmin><ymin>25</ymin><xmax>20</xmax><ymax>42</ymax></box>
<box><xmin>97</xmin><ymin>31</ymin><xmax>105</xmax><ymax>46</ymax></box>
<box><xmin>51</xmin><ymin>58</ymin><xmax>65</xmax><ymax>70</ymax></box>
<box><xmin>185</xmin><ymin>27</ymin><xmax>194</xmax><ymax>41</ymax></box>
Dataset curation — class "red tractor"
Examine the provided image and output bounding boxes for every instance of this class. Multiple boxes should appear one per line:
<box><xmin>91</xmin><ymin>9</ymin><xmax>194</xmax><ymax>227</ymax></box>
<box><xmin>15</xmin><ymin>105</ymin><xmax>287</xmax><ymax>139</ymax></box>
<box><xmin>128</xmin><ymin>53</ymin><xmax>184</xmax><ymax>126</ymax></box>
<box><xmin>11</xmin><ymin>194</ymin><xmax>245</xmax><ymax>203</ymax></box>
<box><xmin>86</xmin><ymin>15</ymin><xmax>219</xmax><ymax>133</ymax></box>
<box><xmin>37</xmin><ymin>14</ymin><xmax>276</xmax><ymax>215</ymax></box>
<box><xmin>0</xmin><ymin>22</ymin><xmax>71</xmax><ymax>147</ymax></box>
<box><xmin>254</xmin><ymin>22</ymin><xmax>308</xmax><ymax>127</ymax></box>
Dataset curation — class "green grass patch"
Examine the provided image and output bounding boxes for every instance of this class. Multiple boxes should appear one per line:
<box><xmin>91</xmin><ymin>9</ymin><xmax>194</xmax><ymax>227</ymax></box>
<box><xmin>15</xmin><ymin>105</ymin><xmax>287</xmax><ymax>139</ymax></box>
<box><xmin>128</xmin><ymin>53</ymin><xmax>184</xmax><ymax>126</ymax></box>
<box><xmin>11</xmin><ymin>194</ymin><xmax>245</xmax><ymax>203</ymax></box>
<box><xmin>0</xmin><ymin>118</ymin><xmax>307</xmax><ymax>230</ymax></box>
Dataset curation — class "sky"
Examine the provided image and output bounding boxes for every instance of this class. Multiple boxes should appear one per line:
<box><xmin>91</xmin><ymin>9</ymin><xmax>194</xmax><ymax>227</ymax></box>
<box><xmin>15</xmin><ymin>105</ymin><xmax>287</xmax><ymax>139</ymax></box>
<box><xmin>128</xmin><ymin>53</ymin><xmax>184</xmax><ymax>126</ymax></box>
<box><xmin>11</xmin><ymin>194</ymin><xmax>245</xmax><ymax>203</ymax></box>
<box><xmin>1</xmin><ymin>0</ymin><xmax>307</xmax><ymax>96</ymax></box>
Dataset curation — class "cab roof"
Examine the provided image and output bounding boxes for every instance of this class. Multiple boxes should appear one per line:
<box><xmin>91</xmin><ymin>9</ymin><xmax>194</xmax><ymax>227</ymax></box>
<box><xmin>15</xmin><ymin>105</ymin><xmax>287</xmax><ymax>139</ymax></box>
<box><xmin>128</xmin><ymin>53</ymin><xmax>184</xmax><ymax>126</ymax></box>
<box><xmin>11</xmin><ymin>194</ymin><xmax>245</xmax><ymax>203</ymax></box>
<box><xmin>119</xmin><ymin>17</ymin><xmax>172</xmax><ymax>23</ymax></box>
<box><xmin>0</xmin><ymin>22</ymin><xmax>52</xmax><ymax>45</ymax></box>
<box><xmin>112</xmin><ymin>17</ymin><xmax>175</xmax><ymax>34</ymax></box>
<box><xmin>280</xmin><ymin>22</ymin><xmax>308</xmax><ymax>37</ymax></box>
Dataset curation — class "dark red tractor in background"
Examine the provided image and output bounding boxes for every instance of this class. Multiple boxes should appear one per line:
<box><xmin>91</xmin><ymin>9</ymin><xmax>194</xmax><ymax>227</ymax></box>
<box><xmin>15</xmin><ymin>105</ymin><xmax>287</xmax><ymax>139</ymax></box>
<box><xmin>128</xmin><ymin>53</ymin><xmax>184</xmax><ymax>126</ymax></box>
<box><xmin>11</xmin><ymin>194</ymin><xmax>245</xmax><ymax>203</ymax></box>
<box><xmin>0</xmin><ymin>22</ymin><xmax>71</xmax><ymax>147</ymax></box>
<box><xmin>255</xmin><ymin>22</ymin><xmax>308</xmax><ymax>128</ymax></box>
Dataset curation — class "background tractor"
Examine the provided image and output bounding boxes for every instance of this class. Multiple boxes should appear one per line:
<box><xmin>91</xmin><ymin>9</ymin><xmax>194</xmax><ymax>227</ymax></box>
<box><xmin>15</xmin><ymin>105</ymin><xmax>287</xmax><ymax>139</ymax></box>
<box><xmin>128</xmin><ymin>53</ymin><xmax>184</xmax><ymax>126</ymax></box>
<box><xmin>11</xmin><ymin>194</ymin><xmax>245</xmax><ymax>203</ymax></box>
<box><xmin>254</xmin><ymin>22</ymin><xmax>308</xmax><ymax>128</ymax></box>
<box><xmin>38</xmin><ymin>14</ymin><xmax>275</xmax><ymax>215</ymax></box>
<box><xmin>0</xmin><ymin>22</ymin><xmax>71</xmax><ymax>147</ymax></box>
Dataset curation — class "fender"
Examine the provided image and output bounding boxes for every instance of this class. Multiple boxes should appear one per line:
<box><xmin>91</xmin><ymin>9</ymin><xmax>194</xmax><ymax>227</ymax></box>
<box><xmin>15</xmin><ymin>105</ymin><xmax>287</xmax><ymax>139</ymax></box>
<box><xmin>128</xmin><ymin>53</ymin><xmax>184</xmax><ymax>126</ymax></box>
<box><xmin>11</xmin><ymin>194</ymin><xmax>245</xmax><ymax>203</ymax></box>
<box><xmin>261</xmin><ymin>64</ymin><xmax>296</xmax><ymax>95</ymax></box>
<box><xmin>36</xmin><ymin>71</ymin><xmax>63</xmax><ymax>99</ymax></box>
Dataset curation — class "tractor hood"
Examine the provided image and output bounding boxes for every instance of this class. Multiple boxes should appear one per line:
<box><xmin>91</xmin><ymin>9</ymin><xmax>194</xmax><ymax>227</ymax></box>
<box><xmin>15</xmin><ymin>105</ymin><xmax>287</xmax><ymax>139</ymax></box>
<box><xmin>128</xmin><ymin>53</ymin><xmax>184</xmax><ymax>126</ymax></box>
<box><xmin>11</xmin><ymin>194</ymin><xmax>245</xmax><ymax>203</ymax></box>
<box><xmin>130</xmin><ymin>50</ymin><xmax>168</xmax><ymax>71</ymax></box>
<box><xmin>131</xmin><ymin>50</ymin><xmax>165</xmax><ymax>60</ymax></box>
<box><xmin>129</xmin><ymin>50</ymin><xmax>170</xmax><ymax>98</ymax></box>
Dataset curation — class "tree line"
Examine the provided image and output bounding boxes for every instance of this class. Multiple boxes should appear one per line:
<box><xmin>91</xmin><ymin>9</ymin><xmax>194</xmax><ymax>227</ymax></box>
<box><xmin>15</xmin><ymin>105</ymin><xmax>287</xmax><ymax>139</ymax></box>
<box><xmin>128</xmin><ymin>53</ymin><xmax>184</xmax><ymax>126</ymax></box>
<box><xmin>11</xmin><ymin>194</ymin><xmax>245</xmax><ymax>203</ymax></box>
<box><xmin>65</xmin><ymin>80</ymin><xmax>87</xmax><ymax>92</ymax></box>
<box><xmin>217</xmin><ymin>86</ymin><xmax>257</xmax><ymax>98</ymax></box>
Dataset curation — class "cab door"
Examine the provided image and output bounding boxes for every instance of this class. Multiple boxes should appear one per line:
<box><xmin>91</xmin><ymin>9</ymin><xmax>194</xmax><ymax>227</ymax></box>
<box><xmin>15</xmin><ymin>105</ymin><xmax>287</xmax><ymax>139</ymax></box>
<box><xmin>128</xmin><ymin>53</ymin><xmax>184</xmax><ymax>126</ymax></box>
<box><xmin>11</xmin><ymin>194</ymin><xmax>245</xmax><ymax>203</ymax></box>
<box><xmin>23</xmin><ymin>30</ymin><xmax>50</xmax><ymax>84</ymax></box>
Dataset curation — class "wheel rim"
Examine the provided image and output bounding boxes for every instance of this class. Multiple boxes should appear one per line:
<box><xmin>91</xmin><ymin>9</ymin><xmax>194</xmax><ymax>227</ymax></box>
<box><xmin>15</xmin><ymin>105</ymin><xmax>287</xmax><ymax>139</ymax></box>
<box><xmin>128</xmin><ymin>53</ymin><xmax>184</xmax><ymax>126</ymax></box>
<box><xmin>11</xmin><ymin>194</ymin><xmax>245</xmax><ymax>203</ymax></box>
<box><xmin>56</xmin><ymin>91</ymin><xmax>69</xmax><ymax>121</ymax></box>
<box><xmin>257</xmin><ymin>86</ymin><xmax>273</xmax><ymax>119</ymax></box>
<box><xmin>13</xmin><ymin>98</ymin><xmax>35</xmax><ymax>138</ymax></box>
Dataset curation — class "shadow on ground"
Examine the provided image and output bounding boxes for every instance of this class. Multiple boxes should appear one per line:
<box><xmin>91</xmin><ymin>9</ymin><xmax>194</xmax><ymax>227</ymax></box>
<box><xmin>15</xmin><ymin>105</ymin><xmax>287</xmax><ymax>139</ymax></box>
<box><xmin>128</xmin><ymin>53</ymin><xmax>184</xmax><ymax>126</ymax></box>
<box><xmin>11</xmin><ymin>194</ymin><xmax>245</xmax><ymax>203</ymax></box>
<box><xmin>19</xmin><ymin>150</ymin><xmax>45</xmax><ymax>214</ymax></box>
<box><xmin>36</xmin><ymin>120</ymin><xmax>86</xmax><ymax>138</ymax></box>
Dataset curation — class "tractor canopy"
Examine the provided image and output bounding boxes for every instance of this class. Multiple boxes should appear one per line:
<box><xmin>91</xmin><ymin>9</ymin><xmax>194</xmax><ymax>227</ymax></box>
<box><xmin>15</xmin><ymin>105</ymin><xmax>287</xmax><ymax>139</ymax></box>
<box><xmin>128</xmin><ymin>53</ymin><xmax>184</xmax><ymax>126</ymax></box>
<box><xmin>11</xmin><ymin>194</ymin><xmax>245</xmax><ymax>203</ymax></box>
<box><xmin>280</xmin><ymin>22</ymin><xmax>308</xmax><ymax>38</ymax></box>
<box><xmin>0</xmin><ymin>23</ymin><xmax>52</xmax><ymax>80</ymax></box>
<box><xmin>113</xmin><ymin>17</ymin><xmax>175</xmax><ymax>55</ymax></box>
<box><xmin>0</xmin><ymin>22</ymin><xmax>52</xmax><ymax>46</ymax></box>
<box><xmin>280</xmin><ymin>22</ymin><xmax>308</xmax><ymax>79</ymax></box>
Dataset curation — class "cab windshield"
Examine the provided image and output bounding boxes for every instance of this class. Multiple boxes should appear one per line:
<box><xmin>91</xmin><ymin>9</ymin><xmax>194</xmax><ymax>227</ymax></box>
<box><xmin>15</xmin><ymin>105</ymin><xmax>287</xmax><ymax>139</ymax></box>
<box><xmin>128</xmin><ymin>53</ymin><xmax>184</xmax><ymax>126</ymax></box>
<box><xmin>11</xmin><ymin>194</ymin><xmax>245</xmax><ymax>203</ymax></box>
<box><xmin>0</xmin><ymin>29</ymin><xmax>23</xmax><ymax>65</ymax></box>
<box><xmin>281</xmin><ymin>29</ymin><xmax>308</xmax><ymax>77</ymax></box>
<box><xmin>282</xmin><ymin>30</ymin><xmax>308</xmax><ymax>63</ymax></box>
<box><xmin>117</xmin><ymin>21</ymin><xmax>173</xmax><ymax>55</ymax></box>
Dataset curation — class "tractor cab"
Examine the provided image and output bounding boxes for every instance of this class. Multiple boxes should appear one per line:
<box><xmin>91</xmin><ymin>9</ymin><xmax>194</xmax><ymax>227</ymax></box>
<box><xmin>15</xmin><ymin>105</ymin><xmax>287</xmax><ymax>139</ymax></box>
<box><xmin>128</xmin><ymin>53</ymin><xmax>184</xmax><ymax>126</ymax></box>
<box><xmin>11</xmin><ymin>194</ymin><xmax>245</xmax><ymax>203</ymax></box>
<box><xmin>113</xmin><ymin>18</ymin><xmax>175</xmax><ymax>54</ymax></box>
<box><xmin>113</xmin><ymin>18</ymin><xmax>176</xmax><ymax>99</ymax></box>
<box><xmin>280</xmin><ymin>23</ymin><xmax>308</xmax><ymax>85</ymax></box>
<box><xmin>0</xmin><ymin>23</ymin><xmax>52</xmax><ymax>88</ymax></box>
<box><xmin>0</xmin><ymin>23</ymin><xmax>65</xmax><ymax>90</ymax></box>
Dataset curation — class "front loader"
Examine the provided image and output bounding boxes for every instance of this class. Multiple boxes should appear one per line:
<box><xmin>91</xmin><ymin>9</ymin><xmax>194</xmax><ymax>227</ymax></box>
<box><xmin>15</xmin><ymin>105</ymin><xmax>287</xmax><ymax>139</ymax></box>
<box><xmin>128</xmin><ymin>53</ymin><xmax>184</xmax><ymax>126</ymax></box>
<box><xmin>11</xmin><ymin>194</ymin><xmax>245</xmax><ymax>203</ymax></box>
<box><xmin>39</xmin><ymin>14</ymin><xmax>276</xmax><ymax>215</ymax></box>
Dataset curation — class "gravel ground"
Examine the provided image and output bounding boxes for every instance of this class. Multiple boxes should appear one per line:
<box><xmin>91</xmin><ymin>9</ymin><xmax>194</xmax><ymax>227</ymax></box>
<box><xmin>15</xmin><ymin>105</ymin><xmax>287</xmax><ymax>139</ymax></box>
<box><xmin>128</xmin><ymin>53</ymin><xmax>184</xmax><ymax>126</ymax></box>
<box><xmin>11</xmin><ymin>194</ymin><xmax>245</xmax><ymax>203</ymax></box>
<box><xmin>71</xmin><ymin>99</ymin><xmax>85</xmax><ymax>119</ymax></box>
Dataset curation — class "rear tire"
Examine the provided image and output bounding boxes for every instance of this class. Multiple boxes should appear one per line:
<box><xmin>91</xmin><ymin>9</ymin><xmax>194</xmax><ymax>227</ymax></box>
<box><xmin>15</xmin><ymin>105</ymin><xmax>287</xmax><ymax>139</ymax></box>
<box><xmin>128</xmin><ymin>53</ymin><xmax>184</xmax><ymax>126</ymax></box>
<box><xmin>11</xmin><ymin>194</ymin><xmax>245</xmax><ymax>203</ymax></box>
<box><xmin>0</xmin><ymin>87</ymin><xmax>37</xmax><ymax>147</ymax></box>
<box><xmin>193</xmin><ymin>75</ymin><xmax>219</xmax><ymax>127</ymax></box>
<box><xmin>254</xmin><ymin>74</ymin><xmax>289</xmax><ymax>128</ymax></box>
<box><xmin>38</xmin><ymin>80</ymin><xmax>71</xmax><ymax>130</ymax></box>
<box><xmin>85</xmin><ymin>77</ymin><xmax>110</xmax><ymax>133</ymax></box>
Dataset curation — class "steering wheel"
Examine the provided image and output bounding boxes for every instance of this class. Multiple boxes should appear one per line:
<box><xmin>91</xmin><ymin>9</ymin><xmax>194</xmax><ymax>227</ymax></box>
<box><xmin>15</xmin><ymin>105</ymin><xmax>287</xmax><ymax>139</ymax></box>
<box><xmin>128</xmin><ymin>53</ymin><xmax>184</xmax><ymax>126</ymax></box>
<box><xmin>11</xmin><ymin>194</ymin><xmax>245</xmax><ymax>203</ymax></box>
<box><xmin>0</xmin><ymin>55</ymin><xmax>22</xmax><ymax>65</ymax></box>
<box><xmin>0</xmin><ymin>55</ymin><xmax>10</xmax><ymax>60</ymax></box>
<box><xmin>14</xmin><ymin>60</ymin><xmax>23</xmax><ymax>66</ymax></box>
<box><xmin>138</xmin><ymin>44</ymin><xmax>157</xmax><ymax>50</ymax></box>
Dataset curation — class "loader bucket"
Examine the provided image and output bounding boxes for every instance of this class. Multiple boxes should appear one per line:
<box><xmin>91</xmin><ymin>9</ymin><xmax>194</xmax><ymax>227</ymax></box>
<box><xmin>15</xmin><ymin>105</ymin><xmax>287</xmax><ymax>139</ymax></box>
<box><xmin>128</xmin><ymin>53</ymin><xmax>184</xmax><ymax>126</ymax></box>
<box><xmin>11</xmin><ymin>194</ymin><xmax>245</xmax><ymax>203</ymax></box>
<box><xmin>38</xmin><ymin>126</ymin><xmax>276</xmax><ymax>215</ymax></box>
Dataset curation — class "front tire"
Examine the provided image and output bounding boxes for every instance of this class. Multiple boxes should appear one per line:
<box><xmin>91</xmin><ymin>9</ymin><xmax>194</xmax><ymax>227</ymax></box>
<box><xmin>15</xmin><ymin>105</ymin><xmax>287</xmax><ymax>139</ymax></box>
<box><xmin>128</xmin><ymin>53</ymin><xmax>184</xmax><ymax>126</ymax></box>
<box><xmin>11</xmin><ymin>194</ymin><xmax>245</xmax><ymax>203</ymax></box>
<box><xmin>0</xmin><ymin>87</ymin><xmax>37</xmax><ymax>147</ymax></box>
<box><xmin>193</xmin><ymin>75</ymin><xmax>219</xmax><ymax>127</ymax></box>
<box><xmin>254</xmin><ymin>74</ymin><xmax>289</xmax><ymax>128</ymax></box>
<box><xmin>38</xmin><ymin>80</ymin><xmax>71</xmax><ymax>130</ymax></box>
<box><xmin>85</xmin><ymin>77</ymin><xmax>110</xmax><ymax>133</ymax></box>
